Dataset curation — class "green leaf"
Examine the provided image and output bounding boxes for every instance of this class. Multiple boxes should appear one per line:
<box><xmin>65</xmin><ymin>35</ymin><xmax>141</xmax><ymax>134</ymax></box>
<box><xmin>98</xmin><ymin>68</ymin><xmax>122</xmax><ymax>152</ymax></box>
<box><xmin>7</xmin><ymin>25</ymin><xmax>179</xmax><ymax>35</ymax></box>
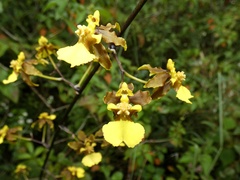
<box><xmin>223</xmin><ymin>118</ymin><xmax>236</xmax><ymax>130</ymax></box>
<box><xmin>111</xmin><ymin>171</ymin><xmax>123</xmax><ymax>180</ymax></box>
<box><xmin>16</xmin><ymin>153</ymin><xmax>32</xmax><ymax>160</ymax></box>
<box><xmin>200</xmin><ymin>154</ymin><xmax>212</xmax><ymax>176</ymax></box>
<box><xmin>26</xmin><ymin>142</ymin><xmax>34</xmax><ymax>154</ymax></box>
<box><xmin>233</xmin><ymin>144</ymin><xmax>240</xmax><ymax>155</ymax></box>
<box><xmin>220</xmin><ymin>148</ymin><xmax>236</xmax><ymax>167</ymax></box>
<box><xmin>0</xmin><ymin>41</ymin><xmax>8</xmax><ymax>57</ymax></box>
<box><xmin>34</xmin><ymin>147</ymin><xmax>45</xmax><ymax>157</ymax></box>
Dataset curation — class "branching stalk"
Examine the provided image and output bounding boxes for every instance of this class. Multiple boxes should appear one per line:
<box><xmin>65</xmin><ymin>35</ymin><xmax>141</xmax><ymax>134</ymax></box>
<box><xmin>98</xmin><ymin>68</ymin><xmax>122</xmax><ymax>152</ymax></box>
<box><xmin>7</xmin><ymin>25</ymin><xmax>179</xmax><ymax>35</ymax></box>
<box><xmin>48</xmin><ymin>55</ymin><xmax>76</xmax><ymax>89</ymax></box>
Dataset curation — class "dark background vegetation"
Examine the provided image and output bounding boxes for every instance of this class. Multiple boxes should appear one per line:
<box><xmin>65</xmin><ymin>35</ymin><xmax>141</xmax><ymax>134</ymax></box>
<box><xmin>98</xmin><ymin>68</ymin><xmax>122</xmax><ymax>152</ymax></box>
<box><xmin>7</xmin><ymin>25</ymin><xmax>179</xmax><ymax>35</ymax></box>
<box><xmin>0</xmin><ymin>0</ymin><xmax>239</xmax><ymax>179</ymax></box>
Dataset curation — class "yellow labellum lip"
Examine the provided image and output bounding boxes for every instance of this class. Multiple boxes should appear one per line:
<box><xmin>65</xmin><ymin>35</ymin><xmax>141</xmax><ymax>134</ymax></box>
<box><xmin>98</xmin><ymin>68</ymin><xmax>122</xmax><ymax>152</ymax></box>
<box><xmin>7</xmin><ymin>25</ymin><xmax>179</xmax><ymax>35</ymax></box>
<box><xmin>102</xmin><ymin>120</ymin><xmax>145</xmax><ymax>148</ymax></box>
<box><xmin>57</xmin><ymin>43</ymin><xmax>96</xmax><ymax>67</ymax></box>
<box><xmin>2</xmin><ymin>72</ymin><xmax>18</xmax><ymax>84</ymax></box>
<box><xmin>82</xmin><ymin>152</ymin><xmax>102</xmax><ymax>167</ymax></box>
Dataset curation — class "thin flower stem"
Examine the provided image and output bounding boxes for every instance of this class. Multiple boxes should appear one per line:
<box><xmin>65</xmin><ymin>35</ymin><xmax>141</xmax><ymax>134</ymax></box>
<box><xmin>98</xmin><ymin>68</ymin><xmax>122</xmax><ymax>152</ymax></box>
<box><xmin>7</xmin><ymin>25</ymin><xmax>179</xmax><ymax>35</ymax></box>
<box><xmin>48</xmin><ymin>54</ymin><xmax>58</xmax><ymax>70</ymax></box>
<box><xmin>42</xmin><ymin>126</ymin><xmax>46</xmax><ymax>144</ymax></box>
<box><xmin>49</xmin><ymin>55</ymin><xmax>76</xmax><ymax>89</ymax></box>
<box><xmin>76</xmin><ymin>62</ymin><xmax>94</xmax><ymax>88</ymax></box>
<box><xmin>111</xmin><ymin>49</ymin><xmax>125</xmax><ymax>81</ymax></box>
<box><xmin>111</xmin><ymin>49</ymin><xmax>147</xmax><ymax>84</ymax></box>
<box><xmin>15</xmin><ymin>136</ymin><xmax>32</xmax><ymax>141</ymax></box>
<box><xmin>36</xmin><ymin>74</ymin><xmax>62</xmax><ymax>81</ymax></box>
<box><xmin>16</xmin><ymin>135</ymin><xmax>48</xmax><ymax>147</ymax></box>
<box><xmin>30</xmin><ymin>86</ymin><xmax>53</xmax><ymax>110</ymax></box>
<box><xmin>124</xmin><ymin>71</ymin><xmax>147</xmax><ymax>84</ymax></box>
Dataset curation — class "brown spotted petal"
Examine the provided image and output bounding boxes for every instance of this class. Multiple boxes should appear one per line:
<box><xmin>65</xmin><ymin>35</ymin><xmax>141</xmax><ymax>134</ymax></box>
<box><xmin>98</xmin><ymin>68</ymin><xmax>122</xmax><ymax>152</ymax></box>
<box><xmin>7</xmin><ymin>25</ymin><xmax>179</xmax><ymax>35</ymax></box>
<box><xmin>129</xmin><ymin>90</ymin><xmax>152</xmax><ymax>106</ymax></box>
<box><xmin>138</xmin><ymin>64</ymin><xmax>167</xmax><ymax>76</ymax></box>
<box><xmin>144</xmin><ymin>72</ymin><xmax>170</xmax><ymax>88</ymax></box>
<box><xmin>97</xmin><ymin>23</ymin><xmax>127</xmax><ymax>50</ymax></box>
<box><xmin>68</xmin><ymin>141</ymin><xmax>82</xmax><ymax>151</ymax></box>
<box><xmin>77</xmin><ymin>131</ymin><xmax>87</xmax><ymax>142</ymax></box>
<box><xmin>104</xmin><ymin>91</ymin><xmax>120</xmax><ymax>104</ymax></box>
<box><xmin>21</xmin><ymin>72</ymin><xmax>39</xmax><ymax>86</ymax></box>
<box><xmin>23</xmin><ymin>61</ymin><xmax>43</xmax><ymax>76</ymax></box>
<box><xmin>151</xmin><ymin>81</ymin><xmax>172</xmax><ymax>100</ymax></box>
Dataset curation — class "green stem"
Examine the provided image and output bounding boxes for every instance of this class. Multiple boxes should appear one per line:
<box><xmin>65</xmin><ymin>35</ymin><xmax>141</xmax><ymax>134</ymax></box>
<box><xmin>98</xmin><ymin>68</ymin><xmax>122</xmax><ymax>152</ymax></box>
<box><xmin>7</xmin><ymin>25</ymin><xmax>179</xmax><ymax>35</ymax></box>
<box><xmin>76</xmin><ymin>62</ymin><xmax>94</xmax><ymax>88</ymax></box>
<box><xmin>48</xmin><ymin>54</ymin><xmax>58</xmax><ymax>70</ymax></box>
<box><xmin>15</xmin><ymin>136</ymin><xmax>32</xmax><ymax>141</ymax></box>
<box><xmin>36</xmin><ymin>74</ymin><xmax>62</xmax><ymax>81</ymax></box>
<box><xmin>124</xmin><ymin>71</ymin><xmax>147</xmax><ymax>84</ymax></box>
<box><xmin>42</xmin><ymin>125</ymin><xmax>46</xmax><ymax>144</ymax></box>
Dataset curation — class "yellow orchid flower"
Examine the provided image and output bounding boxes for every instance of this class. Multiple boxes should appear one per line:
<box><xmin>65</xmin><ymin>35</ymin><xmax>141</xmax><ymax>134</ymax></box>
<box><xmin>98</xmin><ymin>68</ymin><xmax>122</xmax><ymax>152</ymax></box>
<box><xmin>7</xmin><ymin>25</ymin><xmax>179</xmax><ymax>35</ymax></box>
<box><xmin>14</xmin><ymin>164</ymin><xmax>28</xmax><ymax>175</ymax></box>
<box><xmin>57</xmin><ymin>10</ymin><xmax>127</xmax><ymax>70</ymax></box>
<box><xmin>67</xmin><ymin>131</ymin><xmax>103</xmax><ymax>167</ymax></box>
<box><xmin>167</xmin><ymin>59</ymin><xmax>194</xmax><ymax>103</ymax></box>
<box><xmin>0</xmin><ymin>125</ymin><xmax>22</xmax><ymax>143</ymax></box>
<box><xmin>102</xmin><ymin>82</ymin><xmax>146</xmax><ymax>148</ymax></box>
<box><xmin>67</xmin><ymin>166</ymin><xmax>85</xmax><ymax>178</ymax></box>
<box><xmin>3</xmin><ymin>52</ymin><xmax>25</xmax><ymax>84</ymax></box>
<box><xmin>35</xmin><ymin>36</ymin><xmax>58</xmax><ymax>60</ymax></box>
<box><xmin>57</xmin><ymin>10</ymin><xmax>102</xmax><ymax>67</ymax></box>
<box><xmin>31</xmin><ymin>112</ymin><xmax>56</xmax><ymax>129</ymax></box>
<box><xmin>82</xmin><ymin>152</ymin><xmax>102</xmax><ymax>167</ymax></box>
<box><xmin>2</xmin><ymin>51</ymin><xmax>51</xmax><ymax>86</ymax></box>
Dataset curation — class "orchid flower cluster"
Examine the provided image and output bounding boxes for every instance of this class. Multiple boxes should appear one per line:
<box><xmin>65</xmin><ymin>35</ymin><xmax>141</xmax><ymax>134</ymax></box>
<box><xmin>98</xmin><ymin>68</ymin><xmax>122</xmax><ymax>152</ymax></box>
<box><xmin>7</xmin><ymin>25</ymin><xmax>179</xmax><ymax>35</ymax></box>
<box><xmin>1</xmin><ymin>10</ymin><xmax>193</xmax><ymax>178</ymax></box>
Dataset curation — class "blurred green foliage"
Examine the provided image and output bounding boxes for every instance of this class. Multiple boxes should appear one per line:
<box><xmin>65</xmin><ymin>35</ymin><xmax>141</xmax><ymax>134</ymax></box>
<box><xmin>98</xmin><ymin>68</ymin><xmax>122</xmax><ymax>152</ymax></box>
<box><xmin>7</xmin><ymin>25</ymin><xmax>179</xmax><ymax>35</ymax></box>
<box><xmin>0</xmin><ymin>0</ymin><xmax>240</xmax><ymax>179</ymax></box>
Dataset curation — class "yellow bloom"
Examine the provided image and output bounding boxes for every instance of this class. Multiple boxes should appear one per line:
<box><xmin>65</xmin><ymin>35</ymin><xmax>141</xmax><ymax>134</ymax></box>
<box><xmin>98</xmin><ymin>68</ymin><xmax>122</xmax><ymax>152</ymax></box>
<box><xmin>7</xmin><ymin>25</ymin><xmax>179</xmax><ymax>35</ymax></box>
<box><xmin>0</xmin><ymin>125</ymin><xmax>9</xmax><ymax>144</ymax></box>
<box><xmin>167</xmin><ymin>59</ymin><xmax>194</xmax><ymax>103</ymax></box>
<box><xmin>14</xmin><ymin>164</ymin><xmax>28</xmax><ymax>174</ymax></box>
<box><xmin>82</xmin><ymin>152</ymin><xmax>102</xmax><ymax>167</ymax></box>
<box><xmin>103</xmin><ymin>82</ymin><xmax>145</xmax><ymax>148</ymax></box>
<box><xmin>107</xmin><ymin>82</ymin><xmax>142</xmax><ymax>120</ymax></box>
<box><xmin>35</xmin><ymin>36</ymin><xmax>58</xmax><ymax>60</ymax></box>
<box><xmin>57</xmin><ymin>10</ymin><xmax>102</xmax><ymax>67</ymax></box>
<box><xmin>102</xmin><ymin>120</ymin><xmax>145</xmax><ymax>148</ymax></box>
<box><xmin>67</xmin><ymin>166</ymin><xmax>85</xmax><ymax>178</ymax></box>
<box><xmin>31</xmin><ymin>112</ymin><xmax>56</xmax><ymax>129</ymax></box>
<box><xmin>3</xmin><ymin>52</ymin><xmax>25</xmax><ymax>84</ymax></box>
<box><xmin>2</xmin><ymin>51</ymin><xmax>46</xmax><ymax>86</ymax></box>
<box><xmin>0</xmin><ymin>125</ymin><xmax>22</xmax><ymax>143</ymax></box>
